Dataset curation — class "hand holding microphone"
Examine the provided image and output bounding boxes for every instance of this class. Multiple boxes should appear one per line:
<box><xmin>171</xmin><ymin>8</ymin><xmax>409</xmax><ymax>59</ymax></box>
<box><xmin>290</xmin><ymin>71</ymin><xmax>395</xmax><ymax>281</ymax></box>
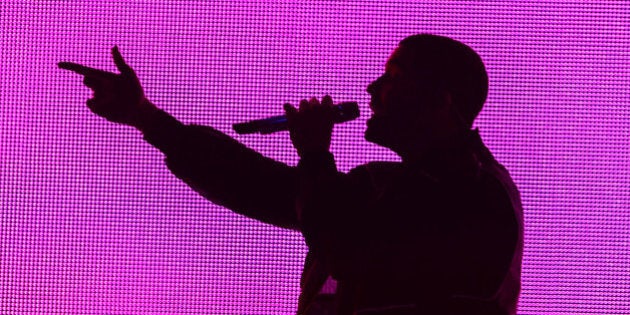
<box><xmin>232</xmin><ymin>96</ymin><xmax>359</xmax><ymax>157</ymax></box>
<box><xmin>232</xmin><ymin>99</ymin><xmax>359</xmax><ymax>134</ymax></box>
<box><xmin>284</xmin><ymin>96</ymin><xmax>338</xmax><ymax>156</ymax></box>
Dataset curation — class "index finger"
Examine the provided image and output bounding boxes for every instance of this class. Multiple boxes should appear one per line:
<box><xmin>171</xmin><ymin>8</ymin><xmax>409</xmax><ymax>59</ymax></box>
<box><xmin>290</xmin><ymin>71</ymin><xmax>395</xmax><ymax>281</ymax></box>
<box><xmin>57</xmin><ymin>62</ymin><xmax>113</xmax><ymax>78</ymax></box>
<box><xmin>322</xmin><ymin>95</ymin><xmax>333</xmax><ymax>107</ymax></box>
<box><xmin>111</xmin><ymin>46</ymin><xmax>134</xmax><ymax>76</ymax></box>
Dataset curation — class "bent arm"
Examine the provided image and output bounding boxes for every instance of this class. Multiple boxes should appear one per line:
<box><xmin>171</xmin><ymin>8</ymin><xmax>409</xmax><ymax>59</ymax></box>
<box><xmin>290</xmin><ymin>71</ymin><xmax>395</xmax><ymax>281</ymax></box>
<box><xmin>297</xmin><ymin>155</ymin><xmax>434</xmax><ymax>282</ymax></box>
<box><xmin>296</xmin><ymin>151</ymin><xmax>379</xmax><ymax>279</ymax></box>
<box><xmin>139</xmin><ymin>105</ymin><xmax>300</xmax><ymax>230</ymax></box>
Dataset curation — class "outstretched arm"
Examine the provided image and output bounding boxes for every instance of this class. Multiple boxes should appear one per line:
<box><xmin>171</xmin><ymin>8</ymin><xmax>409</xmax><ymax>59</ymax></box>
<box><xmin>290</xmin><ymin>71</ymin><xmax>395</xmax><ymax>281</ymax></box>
<box><xmin>59</xmin><ymin>47</ymin><xmax>300</xmax><ymax>229</ymax></box>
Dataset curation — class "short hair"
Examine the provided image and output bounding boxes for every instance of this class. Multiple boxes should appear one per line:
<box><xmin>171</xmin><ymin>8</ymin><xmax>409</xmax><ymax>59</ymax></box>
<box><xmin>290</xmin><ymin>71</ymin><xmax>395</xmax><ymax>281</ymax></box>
<box><xmin>398</xmin><ymin>34</ymin><xmax>488</xmax><ymax>127</ymax></box>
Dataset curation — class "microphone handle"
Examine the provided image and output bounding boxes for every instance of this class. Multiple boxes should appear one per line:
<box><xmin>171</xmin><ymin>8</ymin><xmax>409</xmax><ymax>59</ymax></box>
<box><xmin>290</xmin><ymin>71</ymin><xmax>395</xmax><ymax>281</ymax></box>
<box><xmin>233</xmin><ymin>101</ymin><xmax>359</xmax><ymax>134</ymax></box>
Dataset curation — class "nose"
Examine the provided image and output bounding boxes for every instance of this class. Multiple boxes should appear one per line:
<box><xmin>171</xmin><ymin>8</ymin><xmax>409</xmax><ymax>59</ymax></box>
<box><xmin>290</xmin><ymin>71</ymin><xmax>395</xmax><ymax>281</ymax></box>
<box><xmin>367</xmin><ymin>81</ymin><xmax>375</xmax><ymax>95</ymax></box>
<box><xmin>367</xmin><ymin>75</ymin><xmax>384</xmax><ymax>95</ymax></box>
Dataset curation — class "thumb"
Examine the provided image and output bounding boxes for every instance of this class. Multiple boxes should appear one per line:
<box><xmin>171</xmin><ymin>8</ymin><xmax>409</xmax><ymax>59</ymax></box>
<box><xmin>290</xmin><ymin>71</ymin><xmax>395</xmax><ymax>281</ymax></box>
<box><xmin>111</xmin><ymin>46</ymin><xmax>136</xmax><ymax>77</ymax></box>
<box><xmin>284</xmin><ymin>103</ymin><xmax>298</xmax><ymax>117</ymax></box>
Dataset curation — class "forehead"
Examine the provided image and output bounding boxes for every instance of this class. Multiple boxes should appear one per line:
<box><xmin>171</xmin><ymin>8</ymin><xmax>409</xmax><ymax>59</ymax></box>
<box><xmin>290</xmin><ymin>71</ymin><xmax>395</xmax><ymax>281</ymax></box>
<box><xmin>385</xmin><ymin>46</ymin><xmax>410</xmax><ymax>75</ymax></box>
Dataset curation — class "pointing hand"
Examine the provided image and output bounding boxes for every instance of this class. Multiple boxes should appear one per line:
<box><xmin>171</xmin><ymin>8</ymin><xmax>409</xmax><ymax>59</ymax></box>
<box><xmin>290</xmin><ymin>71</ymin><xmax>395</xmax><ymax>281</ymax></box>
<box><xmin>58</xmin><ymin>46</ymin><xmax>155</xmax><ymax>127</ymax></box>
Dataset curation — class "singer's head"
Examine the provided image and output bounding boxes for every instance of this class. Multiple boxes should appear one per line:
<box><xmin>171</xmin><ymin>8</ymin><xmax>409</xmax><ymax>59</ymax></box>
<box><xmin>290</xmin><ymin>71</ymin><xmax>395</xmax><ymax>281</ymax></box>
<box><xmin>365</xmin><ymin>33</ymin><xmax>488</xmax><ymax>159</ymax></box>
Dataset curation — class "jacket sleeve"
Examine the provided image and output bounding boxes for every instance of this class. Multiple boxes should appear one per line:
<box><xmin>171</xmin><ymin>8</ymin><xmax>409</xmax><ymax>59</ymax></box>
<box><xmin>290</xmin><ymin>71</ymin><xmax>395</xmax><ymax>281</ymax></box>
<box><xmin>296</xmin><ymin>151</ymin><xmax>378</xmax><ymax>279</ymax></box>
<box><xmin>141</xmin><ymin>109</ymin><xmax>300</xmax><ymax>230</ymax></box>
<box><xmin>296</xmin><ymin>153</ymin><xmax>435</xmax><ymax>282</ymax></box>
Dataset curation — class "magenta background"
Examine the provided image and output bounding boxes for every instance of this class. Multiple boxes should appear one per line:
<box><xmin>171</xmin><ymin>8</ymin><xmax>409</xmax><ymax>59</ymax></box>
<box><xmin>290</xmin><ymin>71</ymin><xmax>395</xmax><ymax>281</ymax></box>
<box><xmin>2</xmin><ymin>1</ymin><xmax>629</xmax><ymax>314</ymax></box>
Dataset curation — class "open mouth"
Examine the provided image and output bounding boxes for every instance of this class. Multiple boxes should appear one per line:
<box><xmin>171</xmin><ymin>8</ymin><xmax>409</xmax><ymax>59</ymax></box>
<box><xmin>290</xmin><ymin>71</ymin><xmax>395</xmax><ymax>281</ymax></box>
<box><xmin>366</xmin><ymin>114</ymin><xmax>378</xmax><ymax>126</ymax></box>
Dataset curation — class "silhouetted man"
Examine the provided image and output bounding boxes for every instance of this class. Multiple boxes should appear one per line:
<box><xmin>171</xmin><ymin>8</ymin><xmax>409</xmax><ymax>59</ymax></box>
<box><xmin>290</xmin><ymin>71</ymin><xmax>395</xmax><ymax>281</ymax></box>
<box><xmin>59</xmin><ymin>34</ymin><xmax>523</xmax><ymax>315</ymax></box>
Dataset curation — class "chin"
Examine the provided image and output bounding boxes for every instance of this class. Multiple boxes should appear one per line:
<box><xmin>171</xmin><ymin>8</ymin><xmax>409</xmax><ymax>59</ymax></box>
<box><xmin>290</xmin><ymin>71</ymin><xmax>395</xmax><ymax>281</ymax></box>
<box><xmin>365</xmin><ymin>116</ymin><xmax>380</xmax><ymax>141</ymax></box>
<box><xmin>365</xmin><ymin>122</ymin><xmax>410</xmax><ymax>157</ymax></box>
<box><xmin>364</xmin><ymin>125</ymin><xmax>378</xmax><ymax>144</ymax></box>
<box><xmin>365</xmin><ymin>117</ymin><xmax>388</xmax><ymax>144</ymax></box>
<box><xmin>365</xmin><ymin>126</ymin><xmax>391</xmax><ymax>148</ymax></box>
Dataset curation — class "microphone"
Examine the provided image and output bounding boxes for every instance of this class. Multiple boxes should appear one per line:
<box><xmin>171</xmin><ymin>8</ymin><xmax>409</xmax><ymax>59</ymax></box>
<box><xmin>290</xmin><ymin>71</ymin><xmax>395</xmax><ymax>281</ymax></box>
<box><xmin>232</xmin><ymin>101</ymin><xmax>359</xmax><ymax>134</ymax></box>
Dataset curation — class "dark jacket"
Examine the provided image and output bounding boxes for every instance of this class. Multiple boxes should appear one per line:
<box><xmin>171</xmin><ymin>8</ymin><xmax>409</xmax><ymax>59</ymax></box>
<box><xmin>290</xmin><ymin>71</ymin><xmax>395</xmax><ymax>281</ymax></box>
<box><xmin>142</xmin><ymin>110</ymin><xmax>523</xmax><ymax>315</ymax></box>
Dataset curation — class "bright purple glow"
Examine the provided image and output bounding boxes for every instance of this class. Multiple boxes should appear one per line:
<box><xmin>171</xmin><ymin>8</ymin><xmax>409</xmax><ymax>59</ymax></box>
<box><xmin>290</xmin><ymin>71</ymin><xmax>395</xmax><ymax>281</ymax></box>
<box><xmin>2</xmin><ymin>1</ymin><xmax>629</xmax><ymax>314</ymax></box>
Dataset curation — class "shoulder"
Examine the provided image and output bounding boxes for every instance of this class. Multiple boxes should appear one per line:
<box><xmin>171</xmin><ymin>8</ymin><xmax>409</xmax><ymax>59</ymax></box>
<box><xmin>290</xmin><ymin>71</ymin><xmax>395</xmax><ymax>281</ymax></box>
<box><xmin>348</xmin><ymin>161</ymin><xmax>403</xmax><ymax>192</ymax></box>
<box><xmin>348</xmin><ymin>161</ymin><xmax>401</xmax><ymax>195</ymax></box>
<box><xmin>478</xmin><ymin>158</ymin><xmax>523</xmax><ymax>219</ymax></box>
<box><xmin>466</xmin><ymin>129</ymin><xmax>523</xmax><ymax>220</ymax></box>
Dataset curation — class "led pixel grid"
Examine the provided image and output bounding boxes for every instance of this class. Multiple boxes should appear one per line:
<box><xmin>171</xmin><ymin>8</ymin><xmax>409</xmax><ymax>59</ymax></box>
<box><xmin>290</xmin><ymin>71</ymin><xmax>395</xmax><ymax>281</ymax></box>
<box><xmin>1</xmin><ymin>1</ymin><xmax>629</xmax><ymax>314</ymax></box>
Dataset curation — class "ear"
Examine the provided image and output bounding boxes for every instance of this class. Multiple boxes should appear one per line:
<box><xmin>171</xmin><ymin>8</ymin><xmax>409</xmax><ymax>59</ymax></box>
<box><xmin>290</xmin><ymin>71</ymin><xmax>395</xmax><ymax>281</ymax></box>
<box><xmin>427</xmin><ymin>88</ymin><xmax>451</xmax><ymax>109</ymax></box>
<box><xmin>443</xmin><ymin>91</ymin><xmax>453</xmax><ymax>107</ymax></box>
<box><xmin>432</xmin><ymin>90</ymin><xmax>453</xmax><ymax>113</ymax></box>
<box><xmin>444</xmin><ymin>94</ymin><xmax>472</xmax><ymax>131</ymax></box>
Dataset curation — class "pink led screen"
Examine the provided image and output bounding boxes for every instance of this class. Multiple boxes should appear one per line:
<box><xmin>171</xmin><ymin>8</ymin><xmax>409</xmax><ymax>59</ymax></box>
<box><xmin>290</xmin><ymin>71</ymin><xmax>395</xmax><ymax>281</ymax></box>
<box><xmin>2</xmin><ymin>1</ymin><xmax>629</xmax><ymax>314</ymax></box>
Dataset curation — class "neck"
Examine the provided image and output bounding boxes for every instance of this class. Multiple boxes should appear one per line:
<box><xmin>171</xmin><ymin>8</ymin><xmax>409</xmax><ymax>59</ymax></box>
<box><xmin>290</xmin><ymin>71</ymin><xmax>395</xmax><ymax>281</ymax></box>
<box><xmin>399</xmin><ymin>129</ymin><xmax>476</xmax><ymax>177</ymax></box>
